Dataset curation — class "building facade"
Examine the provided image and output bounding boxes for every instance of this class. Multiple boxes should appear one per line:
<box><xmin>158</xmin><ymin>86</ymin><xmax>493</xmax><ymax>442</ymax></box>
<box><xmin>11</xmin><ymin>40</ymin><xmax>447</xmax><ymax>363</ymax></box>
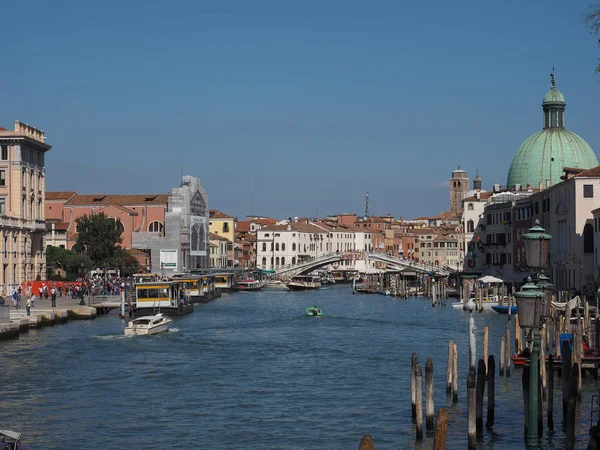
<box><xmin>209</xmin><ymin>232</ymin><xmax>229</xmax><ymax>268</ymax></box>
<box><xmin>0</xmin><ymin>121</ymin><xmax>51</xmax><ymax>289</ymax></box>
<box><xmin>209</xmin><ymin>210</ymin><xmax>235</xmax><ymax>267</ymax></box>
<box><xmin>132</xmin><ymin>175</ymin><xmax>209</xmax><ymax>275</ymax></box>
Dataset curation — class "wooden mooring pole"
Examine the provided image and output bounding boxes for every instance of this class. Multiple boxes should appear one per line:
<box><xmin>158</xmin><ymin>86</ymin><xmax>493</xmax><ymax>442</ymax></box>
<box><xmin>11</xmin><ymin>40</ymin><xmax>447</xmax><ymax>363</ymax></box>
<box><xmin>426</xmin><ymin>358</ymin><xmax>435</xmax><ymax>431</ymax></box>
<box><xmin>561</xmin><ymin>339</ymin><xmax>572</xmax><ymax>421</ymax></box>
<box><xmin>483</xmin><ymin>326</ymin><xmax>488</xmax><ymax>375</ymax></box>
<box><xmin>500</xmin><ymin>333</ymin><xmax>505</xmax><ymax>376</ymax></box>
<box><xmin>486</xmin><ymin>355</ymin><xmax>495</xmax><ymax>427</ymax></box>
<box><xmin>452</xmin><ymin>342</ymin><xmax>458</xmax><ymax>403</ymax></box>
<box><xmin>476</xmin><ymin>359</ymin><xmax>486</xmax><ymax>436</ymax></box>
<box><xmin>540</xmin><ymin>327</ymin><xmax>547</xmax><ymax>401</ymax></box>
<box><xmin>433</xmin><ymin>408</ymin><xmax>448</xmax><ymax>450</ymax></box>
<box><xmin>467</xmin><ymin>369</ymin><xmax>476</xmax><ymax>449</ymax></box>
<box><xmin>566</xmin><ymin>363</ymin><xmax>579</xmax><ymax>450</ymax></box>
<box><xmin>411</xmin><ymin>353</ymin><xmax>418</xmax><ymax>418</ymax></box>
<box><xmin>415</xmin><ymin>362</ymin><xmax>423</xmax><ymax>440</ymax></box>
<box><xmin>548</xmin><ymin>354</ymin><xmax>554</xmax><ymax>429</ymax></box>
<box><xmin>522</xmin><ymin>362</ymin><xmax>530</xmax><ymax>437</ymax></box>
<box><xmin>359</xmin><ymin>435</ymin><xmax>375</xmax><ymax>450</ymax></box>
<box><xmin>446</xmin><ymin>340</ymin><xmax>454</xmax><ymax>395</ymax></box>
<box><xmin>505</xmin><ymin>324</ymin><xmax>511</xmax><ymax>377</ymax></box>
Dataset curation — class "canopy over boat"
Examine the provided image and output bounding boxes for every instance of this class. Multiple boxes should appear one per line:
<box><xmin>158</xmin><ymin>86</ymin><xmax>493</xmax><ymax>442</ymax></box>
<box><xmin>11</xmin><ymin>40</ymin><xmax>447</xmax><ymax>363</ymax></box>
<box><xmin>551</xmin><ymin>296</ymin><xmax>582</xmax><ymax>312</ymax></box>
<box><xmin>478</xmin><ymin>275</ymin><xmax>504</xmax><ymax>284</ymax></box>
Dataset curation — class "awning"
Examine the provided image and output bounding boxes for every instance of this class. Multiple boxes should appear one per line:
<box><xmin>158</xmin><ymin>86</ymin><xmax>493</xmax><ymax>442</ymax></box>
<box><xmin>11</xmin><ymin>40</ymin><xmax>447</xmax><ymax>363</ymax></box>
<box><xmin>478</xmin><ymin>275</ymin><xmax>504</xmax><ymax>284</ymax></box>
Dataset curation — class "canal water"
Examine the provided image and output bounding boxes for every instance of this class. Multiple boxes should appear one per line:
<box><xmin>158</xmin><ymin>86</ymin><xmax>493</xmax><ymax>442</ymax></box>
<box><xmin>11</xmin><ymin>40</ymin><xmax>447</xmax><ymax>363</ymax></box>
<box><xmin>0</xmin><ymin>285</ymin><xmax>597</xmax><ymax>449</ymax></box>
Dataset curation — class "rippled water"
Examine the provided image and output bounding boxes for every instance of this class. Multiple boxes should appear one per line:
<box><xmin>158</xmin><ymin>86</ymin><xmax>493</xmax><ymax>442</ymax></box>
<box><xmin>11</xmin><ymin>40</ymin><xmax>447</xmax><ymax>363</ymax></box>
<box><xmin>0</xmin><ymin>285</ymin><xmax>597</xmax><ymax>449</ymax></box>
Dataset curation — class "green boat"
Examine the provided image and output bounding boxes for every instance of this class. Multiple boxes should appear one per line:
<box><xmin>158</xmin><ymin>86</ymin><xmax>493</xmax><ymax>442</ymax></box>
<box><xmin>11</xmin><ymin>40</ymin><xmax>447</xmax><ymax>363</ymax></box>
<box><xmin>305</xmin><ymin>306</ymin><xmax>323</xmax><ymax>317</ymax></box>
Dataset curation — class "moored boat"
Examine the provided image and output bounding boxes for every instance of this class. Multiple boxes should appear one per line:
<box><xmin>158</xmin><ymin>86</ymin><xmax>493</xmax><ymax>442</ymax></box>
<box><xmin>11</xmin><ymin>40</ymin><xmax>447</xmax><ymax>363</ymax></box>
<box><xmin>451</xmin><ymin>296</ymin><xmax>509</xmax><ymax>310</ymax></box>
<box><xmin>0</xmin><ymin>429</ymin><xmax>29</xmax><ymax>450</ymax></box>
<box><xmin>237</xmin><ymin>279</ymin><xmax>263</xmax><ymax>291</ymax></box>
<box><xmin>491</xmin><ymin>305</ymin><xmax>517</xmax><ymax>314</ymax></box>
<box><xmin>286</xmin><ymin>275</ymin><xmax>321</xmax><ymax>291</ymax></box>
<box><xmin>263</xmin><ymin>280</ymin><xmax>289</xmax><ymax>290</ymax></box>
<box><xmin>124</xmin><ymin>313</ymin><xmax>173</xmax><ymax>335</ymax></box>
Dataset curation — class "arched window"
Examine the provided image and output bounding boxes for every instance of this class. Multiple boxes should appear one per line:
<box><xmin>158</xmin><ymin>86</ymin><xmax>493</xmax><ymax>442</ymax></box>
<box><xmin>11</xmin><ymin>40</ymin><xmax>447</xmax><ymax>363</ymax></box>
<box><xmin>282</xmin><ymin>243</ymin><xmax>286</xmax><ymax>251</ymax></box>
<box><xmin>292</xmin><ymin>243</ymin><xmax>296</xmax><ymax>251</ymax></box>
<box><xmin>275</xmin><ymin>243</ymin><xmax>279</xmax><ymax>251</ymax></box>
<box><xmin>271</xmin><ymin>257</ymin><xmax>273</xmax><ymax>266</ymax></box>
<box><xmin>584</xmin><ymin>223</ymin><xmax>594</xmax><ymax>254</ymax></box>
<box><xmin>281</xmin><ymin>257</ymin><xmax>285</xmax><ymax>265</ymax></box>
<box><xmin>262</xmin><ymin>257</ymin><xmax>266</xmax><ymax>267</ymax></box>
<box><xmin>262</xmin><ymin>243</ymin><xmax>266</xmax><ymax>252</ymax></box>
<box><xmin>292</xmin><ymin>257</ymin><xmax>296</xmax><ymax>265</ymax></box>
<box><xmin>22</xmin><ymin>196</ymin><xmax>26</xmax><ymax>219</ymax></box>
<box><xmin>468</xmin><ymin>203</ymin><xmax>474</xmax><ymax>211</ymax></box>
<box><xmin>108</xmin><ymin>218</ymin><xmax>125</xmax><ymax>234</ymax></box>
<box><xmin>467</xmin><ymin>220</ymin><xmax>474</xmax><ymax>233</ymax></box>
<box><xmin>275</xmin><ymin>257</ymin><xmax>280</xmax><ymax>266</ymax></box>
<box><xmin>148</xmin><ymin>221</ymin><xmax>164</xmax><ymax>233</ymax></box>
<box><xmin>37</xmin><ymin>200</ymin><xmax>42</xmax><ymax>220</ymax></box>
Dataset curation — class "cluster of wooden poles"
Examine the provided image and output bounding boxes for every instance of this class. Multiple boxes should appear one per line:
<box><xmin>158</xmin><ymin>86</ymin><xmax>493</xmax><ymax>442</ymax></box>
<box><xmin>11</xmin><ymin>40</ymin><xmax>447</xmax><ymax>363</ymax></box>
<box><xmin>424</xmin><ymin>277</ymin><xmax>449</xmax><ymax>307</ymax></box>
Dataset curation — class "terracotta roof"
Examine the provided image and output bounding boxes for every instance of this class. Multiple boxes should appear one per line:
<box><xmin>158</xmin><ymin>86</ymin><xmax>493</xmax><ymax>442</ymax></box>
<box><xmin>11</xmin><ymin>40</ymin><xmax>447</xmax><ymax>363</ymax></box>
<box><xmin>463</xmin><ymin>191</ymin><xmax>494</xmax><ymax>202</ymax></box>
<box><xmin>0</xmin><ymin>127</ymin><xmax>7</xmax><ymax>131</ymax></box>
<box><xmin>98</xmin><ymin>204</ymin><xmax>138</xmax><ymax>215</ymax></box>
<box><xmin>209</xmin><ymin>210</ymin><xmax>234</xmax><ymax>219</ymax></box>
<box><xmin>236</xmin><ymin>221</ymin><xmax>251</xmax><ymax>232</ymax></box>
<box><xmin>573</xmin><ymin>165</ymin><xmax>600</xmax><ymax>178</ymax></box>
<box><xmin>412</xmin><ymin>216</ymin><xmax>431</xmax><ymax>221</ymax></box>
<box><xmin>64</xmin><ymin>194</ymin><xmax>168</xmax><ymax>206</ymax></box>
<box><xmin>209</xmin><ymin>232</ymin><xmax>230</xmax><ymax>242</ymax></box>
<box><xmin>431</xmin><ymin>211</ymin><xmax>461</xmax><ymax>220</ymax></box>
<box><xmin>412</xmin><ymin>228</ymin><xmax>437</xmax><ymax>235</ymax></box>
<box><xmin>46</xmin><ymin>191</ymin><xmax>77</xmax><ymax>201</ymax></box>
<box><xmin>252</xmin><ymin>218</ymin><xmax>277</xmax><ymax>225</ymax></box>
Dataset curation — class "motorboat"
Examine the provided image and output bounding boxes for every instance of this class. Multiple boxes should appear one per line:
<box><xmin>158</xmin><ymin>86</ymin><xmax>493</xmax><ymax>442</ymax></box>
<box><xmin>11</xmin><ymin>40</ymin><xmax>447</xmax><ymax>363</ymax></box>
<box><xmin>0</xmin><ymin>429</ymin><xmax>29</xmax><ymax>450</ymax></box>
<box><xmin>305</xmin><ymin>306</ymin><xmax>323</xmax><ymax>316</ymax></box>
<box><xmin>262</xmin><ymin>280</ymin><xmax>289</xmax><ymax>290</ymax></box>
<box><xmin>451</xmin><ymin>296</ymin><xmax>509</xmax><ymax>310</ymax></box>
<box><xmin>237</xmin><ymin>279</ymin><xmax>263</xmax><ymax>291</ymax></box>
<box><xmin>124</xmin><ymin>313</ymin><xmax>173</xmax><ymax>336</ymax></box>
<box><xmin>286</xmin><ymin>275</ymin><xmax>321</xmax><ymax>291</ymax></box>
<box><xmin>491</xmin><ymin>305</ymin><xmax>517</xmax><ymax>314</ymax></box>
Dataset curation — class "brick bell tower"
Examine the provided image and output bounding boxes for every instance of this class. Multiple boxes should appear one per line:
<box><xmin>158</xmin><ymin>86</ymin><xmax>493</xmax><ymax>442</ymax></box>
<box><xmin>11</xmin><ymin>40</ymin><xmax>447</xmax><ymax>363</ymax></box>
<box><xmin>449</xmin><ymin>166</ymin><xmax>469</xmax><ymax>213</ymax></box>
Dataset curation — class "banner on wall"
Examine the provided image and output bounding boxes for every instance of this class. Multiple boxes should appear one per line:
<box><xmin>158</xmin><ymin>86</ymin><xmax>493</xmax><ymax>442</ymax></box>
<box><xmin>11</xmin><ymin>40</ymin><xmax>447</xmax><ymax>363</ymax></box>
<box><xmin>160</xmin><ymin>249</ymin><xmax>178</xmax><ymax>270</ymax></box>
<box><xmin>190</xmin><ymin>216</ymin><xmax>207</xmax><ymax>256</ymax></box>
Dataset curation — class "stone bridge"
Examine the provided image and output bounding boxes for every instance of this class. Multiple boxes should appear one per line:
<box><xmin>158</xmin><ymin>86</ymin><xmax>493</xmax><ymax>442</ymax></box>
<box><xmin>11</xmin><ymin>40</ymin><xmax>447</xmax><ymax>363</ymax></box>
<box><xmin>274</xmin><ymin>252</ymin><xmax>450</xmax><ymax>277</ymax></box>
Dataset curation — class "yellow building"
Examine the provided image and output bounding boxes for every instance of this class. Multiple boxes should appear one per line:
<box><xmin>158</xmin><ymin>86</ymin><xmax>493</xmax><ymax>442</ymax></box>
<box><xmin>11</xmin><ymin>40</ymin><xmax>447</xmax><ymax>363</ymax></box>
<box><xmin>0</xmin><ymin>121</ymin><xmax>51</xmax><ymax>289</ymax></box>
<box><xmin>208</xmin><ymin>210</ymin><xmax>235</xmax><ymax>267</ymax></box>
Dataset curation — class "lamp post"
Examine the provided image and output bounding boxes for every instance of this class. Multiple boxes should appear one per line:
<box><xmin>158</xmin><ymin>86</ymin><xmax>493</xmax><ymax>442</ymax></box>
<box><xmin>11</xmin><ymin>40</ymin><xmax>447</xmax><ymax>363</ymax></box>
<box><xmin>516</xmin><ymin>220</ymin><xmax>552</xmax><ymax>449</ymax></box>
<box><xmin>467</xmin><ymin>297</ymin><xmax>476</xmax><ymax>370</ymax></box>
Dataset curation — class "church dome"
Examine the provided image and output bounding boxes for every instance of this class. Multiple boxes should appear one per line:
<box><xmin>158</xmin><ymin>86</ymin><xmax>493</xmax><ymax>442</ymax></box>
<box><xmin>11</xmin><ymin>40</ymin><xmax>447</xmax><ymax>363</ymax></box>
<box><xmin>507</xmin><ymin>76</ymin><xmax>598</xmax><ymax>189</ymax></box>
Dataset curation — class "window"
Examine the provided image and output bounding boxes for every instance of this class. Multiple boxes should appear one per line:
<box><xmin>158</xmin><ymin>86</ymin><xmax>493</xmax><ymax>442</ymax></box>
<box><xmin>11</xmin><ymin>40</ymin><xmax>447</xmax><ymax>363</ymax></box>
<box><xmin>222</xmin><ymin>222</ymin><xmax>229</xmax><ymax>233</ymax></box>
<box><xmin>535</xmin><ymin>202</ymin><xmax>539</xmax><ymax>214</ymax></box>
<box><xmin>584</xmin><ymin>185</ymin><xmax>594</xmax><ymax>198</ymax></box>
<box><xmin>281</xmin><ymin>243</ymin><xmax>286</xmax><ymax>251</ymax></box>
<box><xmin>1</xmin><ymin>145</ymin><xmax>7</xmax><ymax>160</ymax></box>
<box><xmin>292</xmin><ymin>243</ymin><xmax>296</xmax><ymax>251</ymax></box>
<box><xmin>584</xmin><ymin>223</ymin><xmax>594</xmax><ymax>254</ymax></box>
<box><xmin>262</xmin><ymin>257</ymin><xmax>266</xmax><ymax>266</ymax></box>
<box><xmin>281</xmin><ymin>257</ymin><xmax>285</xmax><ymax>265</ymax></box>
<box><xmin>275</xmin><ymin>243</ymin><xmax>279</xmax><ymax>251</ymax></box>
<box><xmin>148</xmin><ymin>221</ymin><xmax>164</xmax><ymax>233</ymax></box>
<box><xmin>467</xmin><ymin>220</ymin><xmax>474</xmax><ymax>233</ymax></box>
<box><xmin>468</xmin><ymin>203</ymin><xmax>474</xmax><ymax>211</ymax></box>
<box><xmin>275</xmin><ymin>257</ymin><xmax>280</xmax><ymax>266</ymax></box>
<box><xmin>0</xmin><ymin>198</ymin><xmax>5</xmax><ymax>215</ymax></box>
<box><xmin>292</xmin><ymin>257</ymin><xmax>296</xmax><ymax>265</ymax></box>
<box><xmin>262</xmin><ymin>243</ymin><xmax>266</xmax><ymax>252</ymax></box>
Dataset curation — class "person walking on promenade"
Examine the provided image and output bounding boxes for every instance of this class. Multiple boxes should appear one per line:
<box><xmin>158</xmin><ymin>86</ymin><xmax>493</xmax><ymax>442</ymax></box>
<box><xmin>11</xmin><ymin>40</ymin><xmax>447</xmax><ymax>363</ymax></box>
<box><xmin>16</xmin><ymin>289</ymin><xmax>22</xmax><ymax>310</ymax></box>
<box><xmin>58</xmin><ymin>285</ymin><xmax>63</xmax><ymax>298</ymax></box>
<box><xmin>26</xmin><ymin>296</ymin><xmax>32</xmax><ymax>316</ymax></box>
<box><xmin>51</xmin><ymin>286</ymin><xmax>57</xmax><ymax>307</ymax></box>
<box><xmin>12</xmin><ymin>289</ymin><xmax>17</xmax><ymax>308</ymax></box>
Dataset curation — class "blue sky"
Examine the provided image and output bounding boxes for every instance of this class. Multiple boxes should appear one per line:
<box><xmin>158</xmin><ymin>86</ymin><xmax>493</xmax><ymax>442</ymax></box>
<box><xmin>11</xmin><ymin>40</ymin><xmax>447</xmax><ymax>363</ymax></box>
<box><xmin>2</xmin><ymin>0</ymin><xmax>599</xmax><ymax>220</ymax></box>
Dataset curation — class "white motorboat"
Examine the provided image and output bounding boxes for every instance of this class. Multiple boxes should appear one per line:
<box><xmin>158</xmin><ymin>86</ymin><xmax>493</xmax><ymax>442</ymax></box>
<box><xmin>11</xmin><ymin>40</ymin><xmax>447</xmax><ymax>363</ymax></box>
<box><xmin>124</xmin><ymin>313</ymin><xmax>173</xmax><ymax>336</ymax></box>
<box><xmin>263</xmin><ymin>280</ymin><xmax>289</xmax><ymax>290</ymax></box>
<box><xmin>0</xmin><ymin>429</ymin><xmax>26</xmax><ymax>450</ymax></box>
<box><xmin>451</xmin><ymin>296</ymin><xmax>509</xmax><ymax>310</ymax></box>
<box><xmin>286</xmin><ymin>275</ymin><xmax>321</xmax><ymax>291</ymax></box>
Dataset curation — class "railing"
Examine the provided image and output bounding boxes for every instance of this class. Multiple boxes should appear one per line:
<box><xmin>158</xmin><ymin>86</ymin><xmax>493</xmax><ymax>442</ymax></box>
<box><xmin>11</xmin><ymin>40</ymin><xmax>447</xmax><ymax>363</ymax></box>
<box><xmin>0</xmin><ymin>305</ymin><xmax>10</xmax><ymax>323</ymax></box>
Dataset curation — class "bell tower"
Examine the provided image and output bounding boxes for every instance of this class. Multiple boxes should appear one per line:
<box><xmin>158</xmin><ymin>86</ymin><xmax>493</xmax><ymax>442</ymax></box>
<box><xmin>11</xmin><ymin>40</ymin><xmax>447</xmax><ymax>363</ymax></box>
<box><xmin>450</xmin><ymin>166</ymin><xmax>469</xmax><ymax>213</ymax></box>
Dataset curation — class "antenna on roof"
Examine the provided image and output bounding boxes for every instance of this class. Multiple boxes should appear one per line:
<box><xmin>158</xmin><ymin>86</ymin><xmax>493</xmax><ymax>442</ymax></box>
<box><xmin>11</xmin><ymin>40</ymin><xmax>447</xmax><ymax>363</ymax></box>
<box><xmin>180</xmin><ymin>165</ymin><xmax>183</xmax><ymax>187</ymax></box>
<box><xmin>364</xmin><ymin>192</ymin><xmax>370</xmax><ymax>219</ymax></box>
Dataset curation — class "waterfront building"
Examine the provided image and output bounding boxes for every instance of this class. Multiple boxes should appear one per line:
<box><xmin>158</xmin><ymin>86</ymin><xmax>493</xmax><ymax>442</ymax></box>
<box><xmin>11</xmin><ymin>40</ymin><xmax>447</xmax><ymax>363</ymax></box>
<box><xmin>132</xmin><ymin>175</ymin><xmax>209</xmax><ymax>275</ymax></box>
<box><xmin>209</xmin><ymin>232</ymin><xmax>229</xmax><ymax>268</ymax></box>
<box><xmin>208</xmin><ymin>210</ymin><xmax>235</xmax><ymax>267</ymax></box>
<box><xmin>450</xmin><ymin>167</ymin><xmax>469</xmax><ymax>213</ymax></box>
<box><xmin>462</xmin><ymin>191</ymin><xmax>493</xmax><ymax>269</ymax></box>
<box><xmin>0</xmin><ymin>121</ymin><xmax>51</xmax><ymax>289</ymax></box>
<box><xmin>507</xmin><ymin>75</ymin><xmax>598</xmax><ymax>189</ymax></box>
<box><xmin>529</xmin><ymin>166</ymin><xmax>600</xmax><ymax>293</ymax></box>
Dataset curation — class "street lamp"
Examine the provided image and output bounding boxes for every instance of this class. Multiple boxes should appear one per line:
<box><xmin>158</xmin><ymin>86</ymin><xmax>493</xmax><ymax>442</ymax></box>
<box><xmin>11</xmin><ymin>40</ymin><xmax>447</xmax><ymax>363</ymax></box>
<box><xmin>515</xmin><ymin>220</ymin><xmax>552</xmax><ymax>449</ymax></box>
<box><xmin>467</xmin><ymin>297</ymin><xmax>476</xmax><ymax>370</ymax></box>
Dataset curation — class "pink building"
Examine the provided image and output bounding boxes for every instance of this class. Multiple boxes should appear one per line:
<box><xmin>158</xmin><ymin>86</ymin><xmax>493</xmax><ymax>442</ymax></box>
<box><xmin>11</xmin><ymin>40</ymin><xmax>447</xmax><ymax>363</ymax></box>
<box><xmin>45</xmin><ymin>192</ymin><xmax>168</xmax><ymax>251</ymax></box>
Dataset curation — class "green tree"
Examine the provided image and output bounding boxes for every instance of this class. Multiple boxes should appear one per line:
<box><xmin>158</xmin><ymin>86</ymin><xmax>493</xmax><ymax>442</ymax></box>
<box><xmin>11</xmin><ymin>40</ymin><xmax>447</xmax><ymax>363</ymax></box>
<box><xmin>117</xmin><ymin>250</ymin><xmax>142</xmax><ymax>277</ymax></box>
<box><xmin>584</xmin><ymin>4</ymin><xmax>600</xmax><ymax>71</ymax></box>
<box><xmin>46</xmin><ymin>246</ymin><xmax>74</xmax><ymax>271</ymax></box>
<box><xmin>66</xmin><ymin>253</ymin><xmax>95</xmax><ymax>278</ymax></box>
<box><xmin>74</xmin><ymin>213</ymin><xmax>123</xmax><ymax>266</ymax></box>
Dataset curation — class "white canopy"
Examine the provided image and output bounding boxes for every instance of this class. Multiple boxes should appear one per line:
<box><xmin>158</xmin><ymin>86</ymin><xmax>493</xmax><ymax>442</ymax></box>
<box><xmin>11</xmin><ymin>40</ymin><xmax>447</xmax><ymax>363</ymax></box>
<box><xmin>478</xmin><ymin>275</ymin><xmax>504</xmax><ymax>284</ymax></box>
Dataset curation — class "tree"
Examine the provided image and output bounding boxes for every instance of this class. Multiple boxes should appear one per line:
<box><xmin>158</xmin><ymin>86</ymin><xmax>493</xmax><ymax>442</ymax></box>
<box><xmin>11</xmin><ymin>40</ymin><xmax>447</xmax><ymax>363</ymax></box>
<box><xmin>584</xmin><ymin>4</ymin><xmax>600</xmax><ymax>72</ymax></box>
<box><xmin>117</xmin><ymin>250</ymin><xmax>142</xmax><ymax>277</ymax></box>
<box><xmin>66</xmin><ymin>253</ymin><xmax>95</xmax><ymax>278</ymax></box>
<box><xmin>46</xmin><ymin>246</ymin><xmax>74</xmax><ymax>271</ymax></box>
<box><xmin>74</xmin><ymin>213</ymin><xmax>123</xmax><ymax>266</ymax></box>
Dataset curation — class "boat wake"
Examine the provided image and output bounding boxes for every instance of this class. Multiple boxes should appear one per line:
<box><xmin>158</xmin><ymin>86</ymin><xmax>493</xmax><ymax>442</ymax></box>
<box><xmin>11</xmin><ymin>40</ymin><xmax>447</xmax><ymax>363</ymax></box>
<box><xmin>168</xmin><ymin>328</ymin><xmax>180</xmax><ymax>333</ymax></box>
<box><xmin>92</xmin><ymin>334</ymin><xmax>135</xmax><ymax>341</ymax></box>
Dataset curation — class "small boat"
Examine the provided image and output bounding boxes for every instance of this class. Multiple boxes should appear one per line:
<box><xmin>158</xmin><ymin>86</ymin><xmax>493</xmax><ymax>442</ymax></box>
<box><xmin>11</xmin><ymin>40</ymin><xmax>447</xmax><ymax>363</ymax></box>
<box><xmin>451</xmin><ymin>296</ymin><xmax>510</xmax><ymax>310</ymax></box>
<box><xmin>0</xmin><ymin>429</ymin><xmax>29</xmax><ymax>450</ymax></box>
<box><xmin>378</xmin><ymin>290</ymin><xmax>391</xmax><ymax>296</ymax></box>
<box><xmin>286</xmin><ymin>275</ymin><xmax>321</xmax><ymax>291</ymax></box>
<box><xmin>237</xmin><ymin>279</ymin><xmax>263</xmax><ymax>291</ymax></box>
<box><xmin>263</xmin><ymin>280</ymin><xmax>289</xmax><ymax>290</ymax></box>
<box><xmin>492</xmin><ymin>305</ymin><xmax>517</xmax><ymax>314</ymax></box>
<box><xmin>124</xmin><ymin>313</ymin><xmax>173</xmax><ymax>335</ymax></box>
<box><xmin>305</xmin><ymin>306</ymin><xmax>323</xmax><ymax>316</ymax></box>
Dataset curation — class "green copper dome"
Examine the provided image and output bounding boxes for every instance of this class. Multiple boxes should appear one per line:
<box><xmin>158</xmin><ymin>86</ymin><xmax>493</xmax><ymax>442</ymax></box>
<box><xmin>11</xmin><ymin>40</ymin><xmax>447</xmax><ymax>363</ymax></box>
<box><xmin>507</xmin><ymin>78</ymin><xmax>598</xmax><ymax>189</ymax></box>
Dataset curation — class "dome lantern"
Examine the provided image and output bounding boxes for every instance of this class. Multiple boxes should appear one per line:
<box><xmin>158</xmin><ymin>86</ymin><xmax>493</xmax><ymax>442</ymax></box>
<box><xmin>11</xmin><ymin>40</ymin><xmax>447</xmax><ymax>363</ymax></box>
<box><xmin>542</xmin><ymin>72</ymin><xmax>566</xmax><ymax>129</ymax></box>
